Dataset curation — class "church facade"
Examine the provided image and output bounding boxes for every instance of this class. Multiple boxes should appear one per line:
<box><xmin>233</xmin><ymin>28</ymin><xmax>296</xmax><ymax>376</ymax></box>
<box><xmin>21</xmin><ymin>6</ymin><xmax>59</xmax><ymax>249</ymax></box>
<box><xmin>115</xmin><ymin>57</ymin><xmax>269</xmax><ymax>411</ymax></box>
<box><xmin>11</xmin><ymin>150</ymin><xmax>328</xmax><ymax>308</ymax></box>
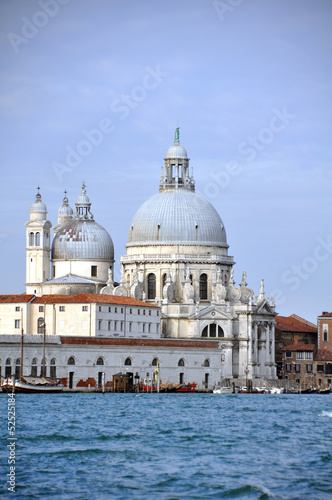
<box><xmin>0</xmin><ymin>130</ymin><xmax>277</xmax><ymax>389</ymax></box>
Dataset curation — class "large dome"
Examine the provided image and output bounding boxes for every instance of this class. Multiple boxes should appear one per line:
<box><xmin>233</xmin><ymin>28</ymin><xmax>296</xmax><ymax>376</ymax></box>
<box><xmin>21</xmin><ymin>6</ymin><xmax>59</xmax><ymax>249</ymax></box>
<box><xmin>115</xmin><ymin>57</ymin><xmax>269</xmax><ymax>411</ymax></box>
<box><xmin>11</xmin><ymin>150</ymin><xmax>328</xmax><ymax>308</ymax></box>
<box><xmin>52</xmin><ymin>219</ymin><xmax>114</xmax><ymax>260</ymax></box>
<box><xmin>127</xmin><ymin>190</ymin><xmax>227</xmax><ymax>247</ymax></box>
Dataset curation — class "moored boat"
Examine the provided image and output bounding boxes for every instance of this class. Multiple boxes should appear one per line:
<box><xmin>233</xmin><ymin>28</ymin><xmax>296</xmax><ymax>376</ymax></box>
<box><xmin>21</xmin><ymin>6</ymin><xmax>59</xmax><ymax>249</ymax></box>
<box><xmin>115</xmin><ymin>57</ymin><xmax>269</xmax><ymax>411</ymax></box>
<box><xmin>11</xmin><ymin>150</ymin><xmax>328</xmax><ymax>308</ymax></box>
<box><xmin>238</xmin><ymin>386</ymin><xmax>267</xmax><ymax>393</ymax></box>
<box><xmin>213</xmin><ymin>386</ymin><xmax>238</xmax><ymax>394</ymax></box>
<box><xmin>269</xmin><ymin>387</ymin><xmax>284</xmax><ymax>394</ymax></box>
<box><xmin>175</xmin><ymin>383</ymin><xmax>196</xmax><ymax>392</ymax></box>
<box><xmin>1</xmin><ymin>376</ymin><xmax>64</xmax><ymax>393</ymax></box>
<box><xmin>318</xmin><ymin>388</ymin><xmax>331</xmax><ymax>394</ymax></box>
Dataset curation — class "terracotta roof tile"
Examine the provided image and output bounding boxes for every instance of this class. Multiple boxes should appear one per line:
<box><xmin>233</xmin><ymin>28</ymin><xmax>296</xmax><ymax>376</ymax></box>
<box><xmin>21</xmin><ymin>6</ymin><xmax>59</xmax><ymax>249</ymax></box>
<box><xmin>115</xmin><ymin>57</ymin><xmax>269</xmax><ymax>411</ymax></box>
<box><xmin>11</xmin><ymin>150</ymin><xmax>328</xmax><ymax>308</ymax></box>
<box><xmin>33</xmin><ymin>293</ymin><xmax>159</xmax><ymax>308</ymax></box>
<box><xmin>281</xmin><ymin>343</ymin><xmax>315</xmax><ymax>352</ymax></box>
<box><xmin>60</xmin><ymin>337</ymin><xmax>219</xmax><ymax>348</ymax></box>
<box><xmin>0</xmin><ymin>294</ymin><xmax>35</xmax><ymax>303</ymax></box>
<box><xmin>275</xmin><ymin>315</ymin><xmax>317</xmax><ymax>333</ymax></box>
<box><xmin>315</xmin><ymin>349</ymin><xmax>332</xmax><ymax>361</ymax></box>
<box><xmin>318</xmin><ymin>312</ymin><xmax>332</xmax><ymax>318</ymax></box>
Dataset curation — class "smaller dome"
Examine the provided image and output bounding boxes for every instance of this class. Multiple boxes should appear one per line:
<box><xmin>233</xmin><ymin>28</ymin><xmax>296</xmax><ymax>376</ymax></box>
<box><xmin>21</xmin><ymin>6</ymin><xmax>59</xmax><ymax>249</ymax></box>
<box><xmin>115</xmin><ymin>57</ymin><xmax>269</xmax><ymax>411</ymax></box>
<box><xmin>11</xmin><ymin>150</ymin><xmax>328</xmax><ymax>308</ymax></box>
<box><xmin>30</xmin><ymin>190</ymin><xmax>47</xmax><ymax>221</ymax></box>
<box><xmin>57</xmin><ymin>193</ymin><xmax>73</xmax><ymax>219</ymax></box>
<box><xmin>30</xmin><ymin>193</ymin><xmax>47</xmax><ymax>214</ymax></box>
<box><xmin>165</xmin><ymin>128</ymin><xmax>188</xmax><ymax>159</ymax></box>
<box><xmin>76</xmin><ymin>182</ymin><xmax>90</xmax><ymax>205</ymax></box>
<box><xmin>52</xmin><ymin>219</ymin><xmax>114</xmax><ymax>261</ymax></box>
<box><xmin>166</xmin><ymin>144</ymin><xmax>188</xmax><ymax>159</ymax></box>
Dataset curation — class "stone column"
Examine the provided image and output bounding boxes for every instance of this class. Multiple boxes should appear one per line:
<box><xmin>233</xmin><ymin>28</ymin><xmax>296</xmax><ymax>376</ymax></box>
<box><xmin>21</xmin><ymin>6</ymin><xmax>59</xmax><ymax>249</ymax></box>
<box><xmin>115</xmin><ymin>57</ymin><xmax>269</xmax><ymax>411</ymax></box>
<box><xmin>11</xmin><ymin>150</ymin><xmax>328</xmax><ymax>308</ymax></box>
<box><xmin>252</xmin><ymin>321</ymin><xmax>258</xmax><ymax>377</ymax></box>
<box><xmin>223</xmin><ymin>342</ymin><xmax>233</xmax><ymax>378</ymax></box>
<box><xmin>247</xmin><ymin>315</ymin><xmax>253</xmax><ymax>376</ymax></box>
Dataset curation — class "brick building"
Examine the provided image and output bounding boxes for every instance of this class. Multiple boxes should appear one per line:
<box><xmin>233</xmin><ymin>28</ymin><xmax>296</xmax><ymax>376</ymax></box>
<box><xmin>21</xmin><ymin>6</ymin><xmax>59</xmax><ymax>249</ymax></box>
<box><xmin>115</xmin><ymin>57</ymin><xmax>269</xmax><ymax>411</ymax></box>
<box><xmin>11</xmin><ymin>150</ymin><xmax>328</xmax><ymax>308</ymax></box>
<box><xmin>280</xmin><ymin>337</ymin><xmax>315</xmax><ymax>389</ymax></box>
<box><xmin>315</xmin><ymin>312</ymin><xmax>332</xmax><ymax>386</ymax></box>
<box><xmin>275</xmin><ymin>314</ymin><xmax>317</xmax><ymax>377</ymax></box>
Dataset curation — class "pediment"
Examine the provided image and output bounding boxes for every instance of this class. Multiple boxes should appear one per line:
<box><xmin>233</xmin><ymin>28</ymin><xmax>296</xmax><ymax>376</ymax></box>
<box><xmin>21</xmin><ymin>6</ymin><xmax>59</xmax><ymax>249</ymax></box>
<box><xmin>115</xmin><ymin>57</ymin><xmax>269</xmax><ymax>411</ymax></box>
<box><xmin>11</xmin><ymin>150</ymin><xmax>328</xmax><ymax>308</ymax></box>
<box><xmin>191</xmin><ymin>305</ymin><xmax>232</xmax><ymax>320</ymax></box>
<box><xmin>256</xmin><ymin>300</ymin><xmax>275</xmax><ymax>315</ymax></box>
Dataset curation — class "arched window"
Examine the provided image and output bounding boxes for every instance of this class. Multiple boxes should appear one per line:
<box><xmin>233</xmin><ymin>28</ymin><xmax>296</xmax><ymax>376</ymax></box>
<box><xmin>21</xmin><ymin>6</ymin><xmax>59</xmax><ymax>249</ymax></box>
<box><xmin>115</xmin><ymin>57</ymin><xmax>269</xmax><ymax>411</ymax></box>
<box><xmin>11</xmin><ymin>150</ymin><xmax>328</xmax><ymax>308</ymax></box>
<box><xmin>50</xmin><ymin>358</ymin><xmax>56</xmax><ymax>379</ymax></box>
<box><xmin>29</xmin><ymin>232</ymin><xmax>34</xmax><ymax>246</ymax></box>
<box><xmin>217</xmin><ymin>326</ymin><xmax>224</xmax><ymax>337</ymax></box>
<box><xmin>37</xmin><ymin>317</ymin><xmax>44</xmax><ymax>334</ymax></box>
<box><xmin>124</xmin><ymin>357</ymin><xmax>132</xmax><ymax>366</ymax></box>
<box><xmin>204</xmin><ymin>359</ymin><xmax>210</xmax><ymax>367</ymax></box>
<box><xmin>178</xmin><ymin>358</ymin><xmax>185</xmax><ymax>367</ymax></box>
<box><xmin>31</xmin><ymin>358</ymin><xmax>37</xmax><ymax>377</ymax></box>
<box><xmin>5</xmin><ymin>358</ymin><xmax>11</xmax><ymax>378</ymax></box>
<box><xmin>147</xmin><ymin>273</ymin><xmax>156</xmax><ymax>299</ymax></box>
<box><xmin>199</xmin><ymin>273</ymin><xmax>208</xmax><ymax>300</ymax></box>
<box><xmin>35</xmin><ymin>232</ymin><xmax>40</xmax><ymax>246</ymax></box>
<box><xmin>152</xmin><ymin>357</ymin><xmax>159</xmax><ymax>366</ymax></box>
<box><xmin>15</xmin><ymin>358</ymin><xmax>21</xmax><ymax>379</ymax></box>
<box><xmin>68</xmin><ymin>356</ymin><xmax>75</xmax><ymax>365</ymax></box>
<box><xmin>201</xmin><ymin>324</ymin><xmax>224</xmax><ymax>338</ymax></box>
<box><xmin>96</xmin><ymin>357</ymin><xmax>104</xmax><ymax>365</ymax></box>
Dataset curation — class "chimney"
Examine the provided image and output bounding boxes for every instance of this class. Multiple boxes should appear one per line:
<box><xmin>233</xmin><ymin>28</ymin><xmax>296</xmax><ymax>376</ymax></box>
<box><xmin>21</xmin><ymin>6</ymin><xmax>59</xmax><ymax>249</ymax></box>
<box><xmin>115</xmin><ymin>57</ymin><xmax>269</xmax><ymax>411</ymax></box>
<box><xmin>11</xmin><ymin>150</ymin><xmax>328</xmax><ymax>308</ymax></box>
<box><xmin>294</xmin><ymin>335</ymin><xmax>298</xmax><ymax>346</ymax></box>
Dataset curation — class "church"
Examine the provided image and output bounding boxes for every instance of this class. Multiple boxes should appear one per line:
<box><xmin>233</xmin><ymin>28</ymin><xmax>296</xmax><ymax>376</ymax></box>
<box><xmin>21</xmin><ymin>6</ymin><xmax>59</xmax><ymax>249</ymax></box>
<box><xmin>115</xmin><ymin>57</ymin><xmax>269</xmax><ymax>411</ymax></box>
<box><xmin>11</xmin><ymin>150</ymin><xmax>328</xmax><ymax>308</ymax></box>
<box><xmin>0</xmin><ymin>130</ymin><xmax>277</xmax><ymax>389</ymax></box>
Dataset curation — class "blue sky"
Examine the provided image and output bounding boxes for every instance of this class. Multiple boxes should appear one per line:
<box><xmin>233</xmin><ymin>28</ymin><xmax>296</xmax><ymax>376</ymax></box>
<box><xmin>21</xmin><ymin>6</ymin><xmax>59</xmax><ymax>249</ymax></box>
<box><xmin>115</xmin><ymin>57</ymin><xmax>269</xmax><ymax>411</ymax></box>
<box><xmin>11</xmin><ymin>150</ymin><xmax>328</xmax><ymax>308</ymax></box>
<box><xmin>0</xmin><ymin>0</ymin><xmax>331</xmax><ymax>323</ymax></box>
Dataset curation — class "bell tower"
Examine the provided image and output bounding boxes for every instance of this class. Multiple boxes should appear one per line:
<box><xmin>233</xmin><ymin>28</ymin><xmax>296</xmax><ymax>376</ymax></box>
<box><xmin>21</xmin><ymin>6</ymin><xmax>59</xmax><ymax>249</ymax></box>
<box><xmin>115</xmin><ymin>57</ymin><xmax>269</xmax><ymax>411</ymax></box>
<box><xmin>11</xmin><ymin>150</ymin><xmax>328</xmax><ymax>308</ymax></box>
<box><xmin>25</xmin><ymin>188</ymin><xmax>52</xmax><ymax>295</ymax></box>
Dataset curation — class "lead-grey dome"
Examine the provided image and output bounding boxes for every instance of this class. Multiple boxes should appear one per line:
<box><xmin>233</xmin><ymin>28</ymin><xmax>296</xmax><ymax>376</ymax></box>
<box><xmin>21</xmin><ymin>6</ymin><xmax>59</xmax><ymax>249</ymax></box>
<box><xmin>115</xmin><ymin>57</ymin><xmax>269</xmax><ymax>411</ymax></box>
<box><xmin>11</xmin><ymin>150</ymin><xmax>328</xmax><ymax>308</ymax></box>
<box><xmin>52</xmin><ymin>219</ymin><xmax>114</xmax><ymax>260</ymax></box>
<box><xmin>30</xmin><ymin>191</ymin><xmax>48</xmax><ymax>221</ymax></box>
<box><xmin>127</xmin><ymin>190</ymin><xmax>227</xmax><ymax>247</ymax></box>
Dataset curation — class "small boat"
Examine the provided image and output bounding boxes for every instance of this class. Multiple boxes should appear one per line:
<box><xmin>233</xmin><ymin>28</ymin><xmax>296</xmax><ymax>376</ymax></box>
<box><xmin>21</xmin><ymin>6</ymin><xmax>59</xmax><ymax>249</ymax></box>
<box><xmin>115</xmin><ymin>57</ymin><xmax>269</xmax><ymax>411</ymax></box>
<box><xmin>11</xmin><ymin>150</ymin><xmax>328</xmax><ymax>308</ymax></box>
<box><xmin>269</xmin><ymin>387</ymin><xmax>284</xmax><ymax>394</ymax></box>
<box><xmin>318</xmin><ymin>388</ymin><xmax>331</xmax><ymax>394</ymax></box>
<box><xmin>175</xmin><ymin>383</ymin><xmax>196</xmax><ymax>393</ymax></box>
<box><xmin>238</xmin><ymin>386</ymin><xmax>267</xmax><ymax>394</ymax></box>
<box><xmin>1</xmin><ymin>376</ymin><xmax>64</xmax><ymax>393</ymax></box>
<box><xmin>213</xmin><ymin>386</ymin><xmax>236</xmax><ymax>394</ymax></box>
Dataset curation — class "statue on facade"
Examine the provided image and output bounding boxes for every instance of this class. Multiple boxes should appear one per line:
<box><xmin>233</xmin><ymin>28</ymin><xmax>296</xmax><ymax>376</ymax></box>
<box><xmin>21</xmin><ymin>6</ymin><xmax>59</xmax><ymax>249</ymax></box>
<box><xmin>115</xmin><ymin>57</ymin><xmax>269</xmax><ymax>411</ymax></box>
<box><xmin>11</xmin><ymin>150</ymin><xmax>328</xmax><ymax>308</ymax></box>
<box><xmin>183</xmin><ymin>267</ymin><xmax>194</xmax><ymax>303</ymax></box>
<box><xmin>214</xmin><ymin>266</ymin><xmax>226</xmax><ymax>303</ymax></box>
<box><xmin>163</xmin><ymin>268</ymin><xmax>174</xmax><ymax>302</ymax></box>
<box><xmin>257</xmin><ymin>279</ymin><xmax>265</xmax><ymax>303</ymax></box>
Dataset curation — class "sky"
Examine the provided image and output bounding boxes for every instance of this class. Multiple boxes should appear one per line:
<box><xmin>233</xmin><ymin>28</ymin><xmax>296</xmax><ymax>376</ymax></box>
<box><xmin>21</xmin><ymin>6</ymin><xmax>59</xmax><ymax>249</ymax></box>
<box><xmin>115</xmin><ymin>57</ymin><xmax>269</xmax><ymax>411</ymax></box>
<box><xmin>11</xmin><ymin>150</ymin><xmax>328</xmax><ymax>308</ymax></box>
<box><xmin>0</xmin><ymin>0</ymin><xmax>331</xmax><ymax>324</ymax></box>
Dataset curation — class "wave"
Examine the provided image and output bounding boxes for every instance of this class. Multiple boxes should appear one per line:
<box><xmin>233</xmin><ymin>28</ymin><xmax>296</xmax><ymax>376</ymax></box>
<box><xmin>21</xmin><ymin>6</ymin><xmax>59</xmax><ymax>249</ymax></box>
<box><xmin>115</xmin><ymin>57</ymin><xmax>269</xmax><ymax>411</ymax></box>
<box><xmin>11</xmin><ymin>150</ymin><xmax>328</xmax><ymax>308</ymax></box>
<box><xmin>321</xmin><ymin>411</ymin><xmax>332</xmax><ymax>418</ymax></box>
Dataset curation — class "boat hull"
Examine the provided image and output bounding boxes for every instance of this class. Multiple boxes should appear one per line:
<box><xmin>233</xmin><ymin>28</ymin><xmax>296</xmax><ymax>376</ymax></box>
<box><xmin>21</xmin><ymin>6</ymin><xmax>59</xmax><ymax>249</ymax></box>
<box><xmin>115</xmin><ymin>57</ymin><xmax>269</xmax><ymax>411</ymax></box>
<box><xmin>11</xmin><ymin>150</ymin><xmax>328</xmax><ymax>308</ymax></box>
<box><xmin>213</xmin><ymin>387</ymin><xmax>234</xmax><ymax>394</ymax></box>
<box><xmin>1</xmin><ymin>378</ymin><xmax>64</xmax><ymax>393</ymax></box>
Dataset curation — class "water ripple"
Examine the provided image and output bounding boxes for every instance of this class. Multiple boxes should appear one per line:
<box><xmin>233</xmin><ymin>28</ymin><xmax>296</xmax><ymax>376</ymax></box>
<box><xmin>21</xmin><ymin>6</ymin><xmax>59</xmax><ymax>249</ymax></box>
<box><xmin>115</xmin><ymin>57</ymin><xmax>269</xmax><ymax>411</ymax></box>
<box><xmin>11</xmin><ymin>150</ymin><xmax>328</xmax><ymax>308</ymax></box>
<box><xmin>1</xmin><ymin>393</ymin><xmax>332</xmax><ymax>499</ymax></box>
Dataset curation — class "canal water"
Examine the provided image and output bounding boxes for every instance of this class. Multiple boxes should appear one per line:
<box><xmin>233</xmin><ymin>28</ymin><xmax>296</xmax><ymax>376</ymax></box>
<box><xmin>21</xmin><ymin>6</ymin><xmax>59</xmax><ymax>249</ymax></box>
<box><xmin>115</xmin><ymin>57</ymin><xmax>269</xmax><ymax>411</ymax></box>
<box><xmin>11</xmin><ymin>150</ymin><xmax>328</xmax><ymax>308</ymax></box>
<box><xmin>1</xmin><ymin>393</ymin><xmax>332</xmax><ymax>499</ymax></box>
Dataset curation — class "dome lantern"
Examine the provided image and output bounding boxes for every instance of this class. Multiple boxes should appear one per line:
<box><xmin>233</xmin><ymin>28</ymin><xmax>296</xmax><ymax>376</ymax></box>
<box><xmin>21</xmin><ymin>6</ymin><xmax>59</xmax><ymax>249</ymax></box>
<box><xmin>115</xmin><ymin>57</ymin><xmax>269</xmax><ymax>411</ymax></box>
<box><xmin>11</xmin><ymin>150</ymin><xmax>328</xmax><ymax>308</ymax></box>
<box><xmin>74</xmin><ymin>182</ymin><xmax>94</xmax><ymax>220</ymax></box>
<box><xmin>160</xmin><ymin>128</ymin><xmax>195</xmax><ymax>193</ymax></box>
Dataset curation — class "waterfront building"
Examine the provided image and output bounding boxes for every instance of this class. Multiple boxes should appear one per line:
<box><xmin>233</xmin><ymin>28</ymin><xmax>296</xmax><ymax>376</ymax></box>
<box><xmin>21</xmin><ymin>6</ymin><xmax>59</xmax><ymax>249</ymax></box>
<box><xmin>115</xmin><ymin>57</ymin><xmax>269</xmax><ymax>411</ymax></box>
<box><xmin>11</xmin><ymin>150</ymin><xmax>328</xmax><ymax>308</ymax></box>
<box><xmin>280</xmin><ymin>337</ymin><xmax>316</xmax><ymax>388</ymax></box>
<box><xmin>315</xmin><ymin>311</ymin><xmax>332</xmax><ymax>384</ymax></box>
<box><xmin>317</xmin><ymin>311</ymin><xmax>332</xmax><ymax>351</ymax></box>
<box><xmin>0</xmin><ymin>130</ymin><xmax>277</xmax><ymax>389</ymax></box>
<box><xmin>278</xmin><ymin>312</ymin><xmax>332</xmax><ymax>389</ymax></box>
<box><xmin>275</xmin><ymin>314</ymin><xmax>317</xmax><ymax>377</ymax></box>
